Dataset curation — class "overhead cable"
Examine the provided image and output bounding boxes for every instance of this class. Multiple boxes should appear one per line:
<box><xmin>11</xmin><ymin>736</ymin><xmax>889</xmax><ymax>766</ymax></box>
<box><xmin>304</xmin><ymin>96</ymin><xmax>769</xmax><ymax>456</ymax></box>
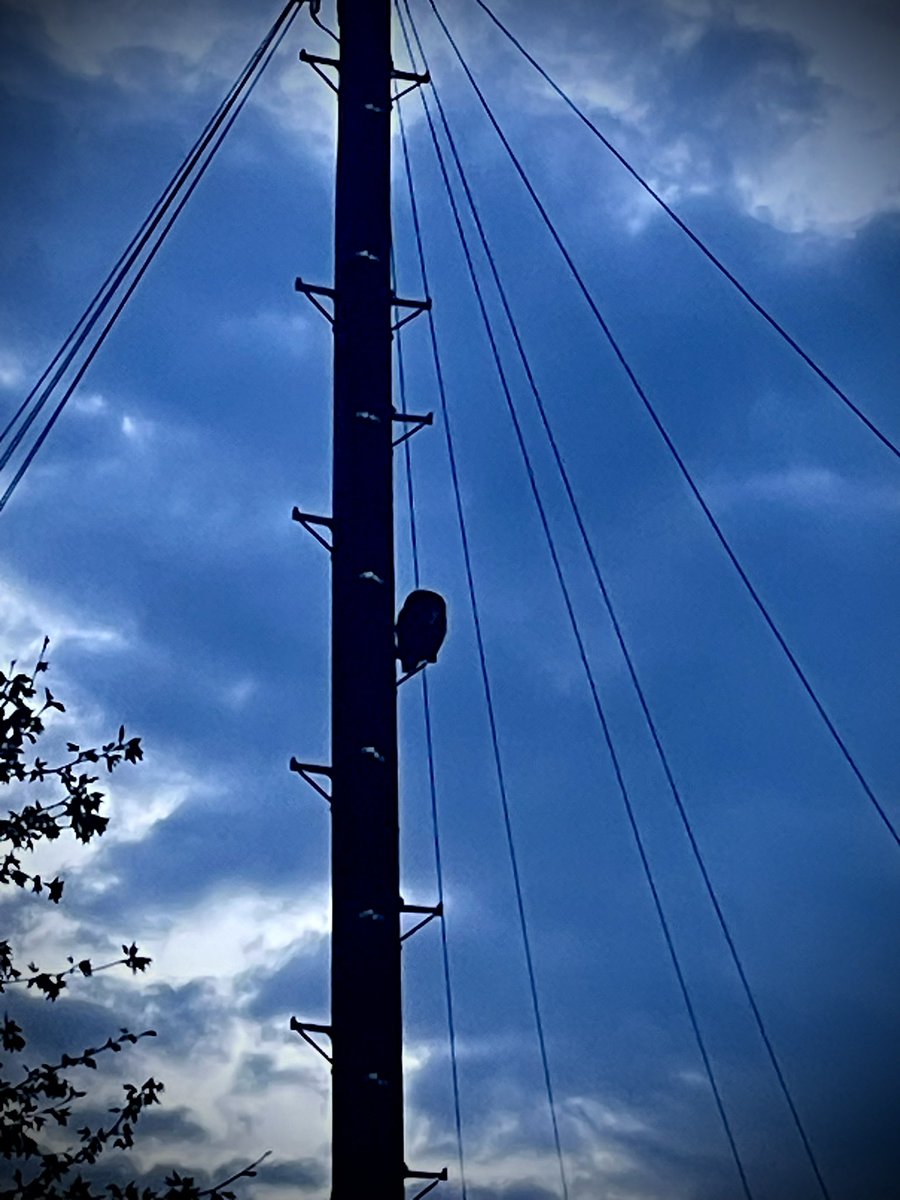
<box><xmin>0</xmin><ymin>1</ymin><xmax>296</xmax><ymax>458</ymax></box>
<box><xmin>423</xmin><ymin>0</ymin><xmax>899</xmax><ymax>853</ymax></box>
<box><xmin>467</xmin><ymin>0</ymin><xmax>900</xmax><ymax>464</ymax></box>
<box><xmin>398</xmin><ymin>5</ymin><xmax>760</xmax><ymax>1197</ymax></box>
<box><xmin>394</xmin><ymin>267</ymin><xmax>469</xmax><ymax>1198</ymax></box>
<box><xmin>0</xmin><ymin>0</ymin><xmax>303</xmax><ymax>516</ymax></box>
<box><xmin>394</xmin><ymin>24</ymin><xmax>570</xmax><ymax>1198</ymax></box>
<box><xmin>400</xmin><ymin>7</ymin><xmax>832</xmax><ymax>1196</ymax></box>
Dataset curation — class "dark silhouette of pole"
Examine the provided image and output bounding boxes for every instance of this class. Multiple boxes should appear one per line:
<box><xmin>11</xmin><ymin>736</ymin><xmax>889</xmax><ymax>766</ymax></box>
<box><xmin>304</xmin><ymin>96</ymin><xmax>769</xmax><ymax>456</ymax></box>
<box><xmin>330</xmin><ymin>1</ymin><xmax>402</xmax><ymax>1195</ymax></box>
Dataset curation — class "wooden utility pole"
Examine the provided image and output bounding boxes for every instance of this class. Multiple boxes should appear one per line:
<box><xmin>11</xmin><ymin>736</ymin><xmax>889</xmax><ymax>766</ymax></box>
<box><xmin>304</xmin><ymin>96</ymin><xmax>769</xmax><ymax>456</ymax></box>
<box><xmin>293</xmin><ymin>4</ymin><xmax>440</xmax><ymax>1192</ymax></box>
<box><xmin>330</xmin><ymin>1</ymin><xmax>402</xmax><ymax>1194</ymax></box>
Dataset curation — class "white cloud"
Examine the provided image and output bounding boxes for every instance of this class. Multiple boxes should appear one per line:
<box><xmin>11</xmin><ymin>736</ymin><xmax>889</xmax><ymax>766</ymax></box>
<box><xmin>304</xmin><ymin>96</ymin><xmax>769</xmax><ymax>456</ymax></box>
<box><xmin>9</xmin><ymin>763</ymin><xmax>204</xmax><ymax>895</ymax></box>
<box><xmin>5</xmin><ymin>0</ymin><xmax>899</xmax><ymax>235</ymax></box>
<box><xmin>737</xmin><ymin>0</ymin><xmax>899</xmax><ymax>114</ymax></box>
<box><xmin>223</xmin><ymin>676</ymin><xmax>258</xmax><ymax>710</ymax></box>
<box><xmin>419</xmin><ymin>1085</ymin><xmax>708</xmax><ymax>1200</ymax></box>
<box><xmin>0</xmin><ymin>571</ymin><xmax>203</xmax><ymax>883</ymax></box>
<box><xmin>567</xmin><ymin>1094</ymin><xmax>650</xmax><ymax>1137</ymax></box>
<box><xmin>71</xmin><ymin>390</ymin><xmax>108</xmax><ymax>415</ymax></box>
<box><xmin>0</xmin><ymin>591</ymin><xmax>329</xmax><ymax>1192</ymax></box>
<box><xmin>693</xmin><ymin>1</ymin><xmax>900</xmax><ymax>235</ymax></box>
<box><xmin>124</xmin><ymin>1010</ymin><xmax>330</xmax><ymax>1195</ymax></box>
<box><xmin>0</xmin><ymin>348</ymin><xmax>27</xmax><ymax>391</ymax></box>
<box><xmin>2</xmin><ymin>0</ymin><xmax>338</xmax><ymax>165</ymax></box>
<box><xmin>251</xmin><ymin>58</ymin><xmax>337</xmax><ymax>164</ymax></box>
<box><xmin>674</xmin><ymin>1066</ymin><xmax>709</xmax><ymax>1087</ymax></box>
<box><xmin>725</xmin><ymin>0</ymin><xmax>900</xmax><ymax>233</ymax></box>
<box><xmin>220</xmin><ymin>309</ymin><xmax>311</xmax><ymax>358</ymax></box>
<box><xmin>0</xmin><ymin>573</ymin><xmax>127</xmax><ymax>661</ymax></box>
<box><xmin>3</xmin><ymin>0</ymin><xmax>248</xmax><ymax>90</ymax></box>
<box><xmin>5</xmin><ymin>886</ymin><xmax>333</xmax><ymax>1194</ymax></box>
<box><xmin>120</xmin><ymin>411</ymin><xmax>156</xmax><ymax>442</ymax></box>
<box><xmin>138</xmin><ymin>887</ymin><xmax>329</xmax><ymax>988</ymax></box>
<box><xmin>510</xmin><ymin>0</ymin><xmax>900</xmax><ymax>236</ymax></box>
<box><xmin>711</xmin><ymin>463</ymin><xmax>900</xmax><ymax>514</ymax></box>
<box><xmin>449</xmin><ymin>1099</ymin><xmax>648</xmax><ymax>1199</ymax></box>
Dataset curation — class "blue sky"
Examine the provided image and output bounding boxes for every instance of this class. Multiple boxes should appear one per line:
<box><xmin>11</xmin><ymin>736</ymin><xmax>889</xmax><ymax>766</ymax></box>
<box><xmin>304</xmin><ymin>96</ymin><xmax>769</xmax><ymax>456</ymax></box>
<box><xmin>1</xmin><ymin>0</ymin><xmax>898</xmax><ymax>1197</ymax></box>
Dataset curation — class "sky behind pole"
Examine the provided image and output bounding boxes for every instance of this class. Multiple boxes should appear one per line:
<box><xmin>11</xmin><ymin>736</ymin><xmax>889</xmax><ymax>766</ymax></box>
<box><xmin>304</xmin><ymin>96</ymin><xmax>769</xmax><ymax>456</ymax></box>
<box><xmin>0</xmin><ymin>1</ymin><xmax>898</xmax><ymax>1197</ymax></box>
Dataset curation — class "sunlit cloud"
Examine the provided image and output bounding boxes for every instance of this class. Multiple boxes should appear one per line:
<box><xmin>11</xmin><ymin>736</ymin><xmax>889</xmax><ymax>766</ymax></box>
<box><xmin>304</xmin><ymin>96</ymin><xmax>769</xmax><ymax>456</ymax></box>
<box><xmin>137</xmin><ymin>887</ymin><xmax>329</xmax><ymax>988</ymax></box>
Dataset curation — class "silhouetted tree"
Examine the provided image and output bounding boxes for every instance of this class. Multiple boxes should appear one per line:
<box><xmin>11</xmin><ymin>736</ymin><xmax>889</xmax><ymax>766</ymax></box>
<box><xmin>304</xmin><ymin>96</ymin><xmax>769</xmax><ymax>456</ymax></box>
<box><xmin>0</xmin><ymin>641</ymin><xmax>266</xmax><ymax>1200</ymax></box>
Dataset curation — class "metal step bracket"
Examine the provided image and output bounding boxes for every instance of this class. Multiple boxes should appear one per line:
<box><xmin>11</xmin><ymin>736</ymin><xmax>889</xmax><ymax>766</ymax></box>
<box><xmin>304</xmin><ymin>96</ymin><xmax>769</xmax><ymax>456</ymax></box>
<box><xmin>289</xmin><ymin>757</ymin><xmax>332</xmax><ymax>804</ymax></box>
<box><xmin>299</xmin><ymin>48</ymin><xmax>339</xmax><ymax>92</ymax></box>
<box><xmin>292</xmin><ymin>506</ymin><xmax>333</xmax><ymax>552</ymax></box>
<box><xmin>399</xmin><ymin>900</ymin><xmax>443</xmax><ymax>943</ymax></box>
<box><xmin>404</xmin><ymin>1165</ymin><xmax>448</xmax><ymax>1200</ymax></box>
<box><xmin>391</xmin><ymin>294</ymin><xmax>431</xmax><ymax>333</ymax></box>
<box><xmin>295</xmin><ymin>276</ymin><xmax>336</xmax><ymax>324</ymax></box>
<box><xmin>396</xmin><ymin>663</ymin><xmax>425</xmax><ymax>688</ymax></box>
<box><xmin>290</xmin><ymin>1017</ymin><xmax>333</xmax><ymax>1065</ymax></box>
<box><xmin>392</xmin><ymin>410</ymin><xmax>434</xmax><ymax>448</ymax></box>
<box><xmin>391</xmin><ymin>66</ymin><xmax>430</xmax><ymax>105</ymax></box>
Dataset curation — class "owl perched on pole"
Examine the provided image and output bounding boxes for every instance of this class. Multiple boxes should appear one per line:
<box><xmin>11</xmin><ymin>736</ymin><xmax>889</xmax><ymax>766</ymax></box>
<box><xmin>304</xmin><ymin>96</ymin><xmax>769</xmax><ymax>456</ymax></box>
<box><xmin>396</xmin><ymin>590</ymin><xmax>448</xmax><ymax>676</ymax></box>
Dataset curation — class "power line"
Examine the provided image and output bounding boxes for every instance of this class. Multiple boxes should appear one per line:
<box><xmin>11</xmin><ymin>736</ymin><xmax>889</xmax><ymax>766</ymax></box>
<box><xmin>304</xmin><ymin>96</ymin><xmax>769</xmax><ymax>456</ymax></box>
<box><xmin>394</xmin><ymin>18</ymin><xmax>570</xmax><ymax>1196</ymax></box>
<box><xmin>395</xmin><ymin>274</ymin><xmax>468</xmax><ymax>1197</ymax></box>
<box><xmin>423</xmin><ymin>0</ymin><xmax>900</xmax><ymax>854</ymax></box>
<box><xmin>467</xmin><ymin>0</ymin><xmax>900</xmax><ymax>465</ymax></box>
<box><xmin>0</xmin><ymin>2</ymin><xmax>295</xmax><ymax>458</ymax></box>
<box><xmin>398</xmin><ymin>6</ymin><xmax>763</xmax><ymax>1198</ymax></box>
<box><xmin>399</xmin><ymin>8</ymin><xmax>832</xmax><ymax>1196</ymax></box>
<box><xmin>0</xmin><ymin>0</ymin><xmax>303</xmax><ymax>516</ymax></box>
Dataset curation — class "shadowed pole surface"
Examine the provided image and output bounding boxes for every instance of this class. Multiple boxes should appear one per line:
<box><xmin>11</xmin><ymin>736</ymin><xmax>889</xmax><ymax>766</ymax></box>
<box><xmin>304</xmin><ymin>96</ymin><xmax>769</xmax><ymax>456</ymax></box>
<box><xmin>329</xmin><ymin>0</ymin><xmax>402</xmax><ymax>1195</ymax></box>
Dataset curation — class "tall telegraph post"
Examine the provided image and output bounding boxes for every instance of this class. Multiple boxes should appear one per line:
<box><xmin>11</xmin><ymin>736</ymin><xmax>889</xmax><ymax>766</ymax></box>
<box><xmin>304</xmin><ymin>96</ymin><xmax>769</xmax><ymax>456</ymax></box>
<box><xmin>331</xmin><ymin>0</ymin><xmax>401</xmax><ymax>1194</ymax></box>
<box><xmin>293</xmin><ymin>3</ymin><xmax>440</xmax><ymax>1192</ymax></box>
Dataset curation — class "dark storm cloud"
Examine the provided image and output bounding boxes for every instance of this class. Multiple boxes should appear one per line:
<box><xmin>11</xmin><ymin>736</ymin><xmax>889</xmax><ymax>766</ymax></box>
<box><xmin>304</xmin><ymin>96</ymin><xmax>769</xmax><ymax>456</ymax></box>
<box><xmin>136</xmin><ymin>1104</ymin><xmax>211</xmax><ymax>1143</ymax></box>
<box><xmin>430</xmin><ymin>0</ymin><xmax>900</xmax><ymax>234</ymax></box>
<box><xmin>76</xmin><ymin>788</ymin><xmax>327</xmax><ymax>923</ymax></box>
<box><xmin>138</xmin><ymin>978</ymin><xmax>231</xmax><ymax>1058</ymax></box>
<box><xmin>1</xmin><ymin>988</ymin><xmax>139</xmax><ymax>1064</ymax></box>
<box><xmin>233</xmin><ymin>1050</ymin><xmax>324</xmax><ymax>1097</ymax></box>
<box><xmin>651</xmin><ymin>22</ymin><xmax>824</xmax><ymax>158</ymax></box>
<box><xmin>245</xmin><ymin>938</ymin><xmax>329</xmax><ymax>1023</ymax></box>
<box><xmin>64</xmin><ymin>1103</ymin><xmax>211</xmax><ymax>1146</ymax></box>
<box><xmin>250</xmin><ymin>1156</ymin><xmax>328</xmax><ymax>1190</ymax></box>
<box><xmin>468</xmin><ymin>1185</ymin><xmax>558</xmax><ymax>1200</ymax></box>
<box><xmin>66</xmin><ymin>1153</ymin><xmax>220</xmax><ymax>1195</ymax></box>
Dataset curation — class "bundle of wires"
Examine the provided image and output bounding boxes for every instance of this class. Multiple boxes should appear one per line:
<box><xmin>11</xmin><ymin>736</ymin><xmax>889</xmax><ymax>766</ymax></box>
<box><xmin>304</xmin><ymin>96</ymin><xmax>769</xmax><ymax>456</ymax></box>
<box><xmin>0</xmin><ymin>0</ymin><xmax>303</xmax><ymax>517</ymax></box>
